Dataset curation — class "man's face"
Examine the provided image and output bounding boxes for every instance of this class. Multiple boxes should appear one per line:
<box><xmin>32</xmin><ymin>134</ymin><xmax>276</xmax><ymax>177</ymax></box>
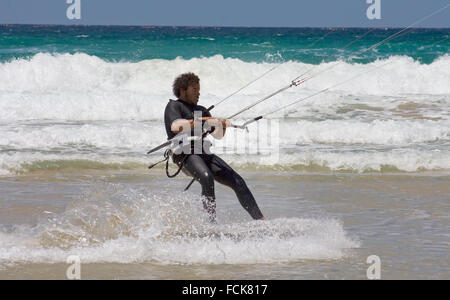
<box><xmin>183</xmin><ymin>82</ymin><xmax>200</xmax><ymax>105</ymax></box>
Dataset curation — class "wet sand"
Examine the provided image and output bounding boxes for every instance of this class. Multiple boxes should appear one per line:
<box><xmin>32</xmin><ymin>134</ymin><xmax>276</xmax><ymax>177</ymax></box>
<box><xmin>0</xmin><ymin>170</ymin><xmax>449</xmax><ymax>279</ymax></box>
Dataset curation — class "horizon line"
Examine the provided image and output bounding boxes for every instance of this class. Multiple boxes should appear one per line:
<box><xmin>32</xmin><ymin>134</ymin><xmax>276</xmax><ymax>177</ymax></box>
<box><xmin>1</xmin><ymin>23</ymin><xmax>449</xmax><ymax>29</ymax></box>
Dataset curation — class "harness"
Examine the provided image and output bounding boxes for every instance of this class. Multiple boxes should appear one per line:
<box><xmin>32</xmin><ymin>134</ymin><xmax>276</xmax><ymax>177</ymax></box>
<box><xmin>147</xmin><ymin>128</ymin><xmax>214</xmax><ymax>191</ymax></box>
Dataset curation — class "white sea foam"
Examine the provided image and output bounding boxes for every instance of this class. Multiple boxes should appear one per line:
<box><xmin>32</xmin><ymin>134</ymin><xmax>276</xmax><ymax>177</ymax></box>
<box><xmin>1</xmin><ymin>119</ymin><xmax>448</xmax><ymax>151</ymax></box>
<box><xmin>0</xmin><ymin>117</ymin><xmax>448</xmax><ymax>174</ymax></box>
<box><xmin>277</xmin><ymin>119</ymin><xmax>450</xmax><ymax>145</ymax></box>
<box><xmin>0</xmin><ymin>184</ymin><xmax>359</xmax><ymax>266</ymax></box>
<box><xmin>0</xmin><ymin>53</ymin><xmax>449</xmax><ymax>121</ymax></box>
<box><xmin>227</xmin><ymin>149</ymin><xmax>450</xmax><ymax>172</ymax></box>
<box><xmin>0</xmin><ymin>53</ymin><xmax>449</xmax><ymax>174</ymax></box>
<box><xmin>0</xmin><ymin>146</ymin><xmax>449</xmax><ymax>175</ymax></box>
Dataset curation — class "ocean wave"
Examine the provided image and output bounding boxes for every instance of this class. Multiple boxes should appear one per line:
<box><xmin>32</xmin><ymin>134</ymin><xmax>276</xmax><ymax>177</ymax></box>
<box><xmin>1</xmin><ymin>148</ymin><xmax>450</xmax><ymax>176</ymax></box>
<box><xmin>0</xmin><ymin>53</ymin><xmax>449</xmax><ymax>122</ymax></box>
<box><xmin>0</xmin><ymin>53</ymin><xmax>448</xmax><ymax>176</ymax></box>
<box><xmin>0</xmin><ymin>119</ymin><xmax>448</xmax><ymax>152</ymax></box>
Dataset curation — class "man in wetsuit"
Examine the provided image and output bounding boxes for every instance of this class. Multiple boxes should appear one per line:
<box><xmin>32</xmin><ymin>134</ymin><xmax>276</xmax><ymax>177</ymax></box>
<box><xmin>164</xmin><ymin>72</ymin><xmax>265</xmax><ymax>222</ymax></box>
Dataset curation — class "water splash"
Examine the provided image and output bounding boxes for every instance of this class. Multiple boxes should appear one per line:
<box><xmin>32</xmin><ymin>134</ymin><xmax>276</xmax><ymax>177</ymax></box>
<box><xmin>0</xmin><ymin>183</ymin><xmax>359</xmax><ymax>266</ymax></box>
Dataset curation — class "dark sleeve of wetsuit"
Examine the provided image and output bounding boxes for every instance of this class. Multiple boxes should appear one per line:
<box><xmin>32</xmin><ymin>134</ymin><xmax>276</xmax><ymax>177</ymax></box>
<box><xmin>164</xmin><ymin>101</ymin><xmax>185</xmax><ymax>140</ymax></box>
<box><xmin>203</xmin><ymin>107</ymin><xmax>212</xmax><ymax>118</ymax></box>
<box><xmin>164</xmin><ymin>101</ymin><xmax>212</xmax><ymax>139</ymax></box>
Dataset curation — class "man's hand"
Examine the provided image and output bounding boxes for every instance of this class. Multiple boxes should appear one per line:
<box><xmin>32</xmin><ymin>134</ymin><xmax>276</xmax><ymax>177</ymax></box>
<box><xmin>222</xmin><ymin>119</ymin><xmax>232</xmax><ymax>128</ymax></box>
<box><xmin>204</xmin><ymin>117</ymin><xmax>232</xmax><ymax>129</ymax></box>
<box><xmin>202</xmin><ymin>117</ymin><xmax>231</xmax><ymax>139</ymax></box>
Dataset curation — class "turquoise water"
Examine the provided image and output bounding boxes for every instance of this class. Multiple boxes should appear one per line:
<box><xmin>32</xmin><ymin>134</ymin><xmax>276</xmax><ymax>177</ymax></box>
<box><xmin>0</xmin><ymin>25</ymin><xmax>448</xmax><ymax>64</ymax></box>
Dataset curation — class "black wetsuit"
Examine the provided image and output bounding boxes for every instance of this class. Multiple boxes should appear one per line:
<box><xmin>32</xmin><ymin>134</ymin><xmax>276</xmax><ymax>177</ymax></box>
<box><xmin>164</xmin><ymin>99</ymin><xmax>264</xmax><ymax>221</ymax></box>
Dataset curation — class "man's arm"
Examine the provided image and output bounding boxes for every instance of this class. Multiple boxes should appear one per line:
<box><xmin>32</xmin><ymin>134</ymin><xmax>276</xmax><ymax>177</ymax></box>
<box><xmin>171</xmin><ymin>116</ymin><xmax>231</xmax><ymax>138</ymax></box>
<box><xmin>165</xmin><ymin>101</ymin><xmax>205</xmax><ymax>135</ymax></box>
<box><xmin>206</xmin><ymin>118</ymin><xmax>231</xmax><ymax>140</ymax></box>
<box><xmin>170</xmin><ymin>118</ymin><xmax>196</xmax><ymax>134</ymax></box>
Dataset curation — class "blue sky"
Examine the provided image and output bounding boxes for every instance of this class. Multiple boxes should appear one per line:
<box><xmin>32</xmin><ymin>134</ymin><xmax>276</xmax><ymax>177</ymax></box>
<box><xmin>0</xmin><ymin>0</ymin><xmax>449</xmax><ymax>27</ymax></box>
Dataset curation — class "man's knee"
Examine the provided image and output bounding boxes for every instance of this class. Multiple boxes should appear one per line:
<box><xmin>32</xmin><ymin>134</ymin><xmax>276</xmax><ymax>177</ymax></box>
<box><xmin>233</xmin><ymin>174</ymin><xmax>247</xmax><ymax>190</ymax></box>
<box><xmin>198</xmin><ymin>170</ymin><xmax>214</xmax><ymax>187</ymax></box>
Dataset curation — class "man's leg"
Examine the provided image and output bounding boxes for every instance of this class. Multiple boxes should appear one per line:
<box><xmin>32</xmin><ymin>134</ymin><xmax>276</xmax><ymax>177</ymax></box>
<box><xmin>182</xmin><ymin>154</ymin><xmax>216</xmax><ymax>222</ymax></box>
<box><xmin>204</xmin><ymin>154</ymin><xmax>264</xmax><ymax>220</ymax></box>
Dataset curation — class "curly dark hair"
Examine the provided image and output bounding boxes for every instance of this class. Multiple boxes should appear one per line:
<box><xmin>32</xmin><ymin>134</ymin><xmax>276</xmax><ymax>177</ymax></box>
<box><xmin>172</xmin><ymin>72</ymin><xmax>200</xmax><ymax>98</ymax></box>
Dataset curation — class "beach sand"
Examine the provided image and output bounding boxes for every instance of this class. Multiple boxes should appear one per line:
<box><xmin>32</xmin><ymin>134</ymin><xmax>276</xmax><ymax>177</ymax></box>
<box><xmin>1</xmin><ymin>169</ymin><xmax>448</xmax><ymax>279</ymax></box>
